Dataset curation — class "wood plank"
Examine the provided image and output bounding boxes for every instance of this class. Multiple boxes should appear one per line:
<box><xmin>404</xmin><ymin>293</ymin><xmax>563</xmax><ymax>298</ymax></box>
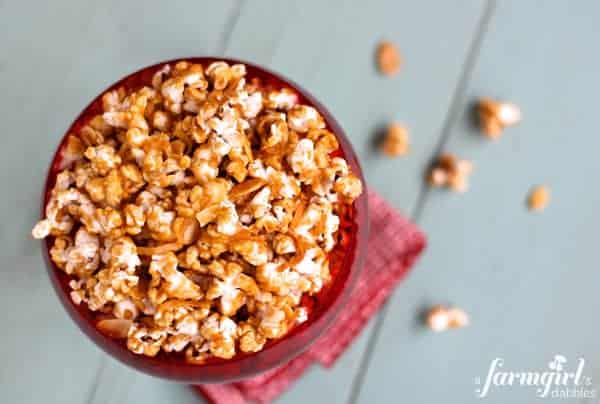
<box><xmin>87</xmin><ymin>358</ymin><xmax>200</xmax><ymax>404</ymax></box>
<box><xmin>226</xmin><ymin>1</ymin><xmax>486</xmax><ymax>403</ymax></box>
<box><xmin>358</xmin><ymin>1</ymin><xmax>600</xmax><ymax>403</ymax></box>
<box><xmin>0</xmin><ymin>1</ymin><xmax>240</xmax><ymax>403</ymax></box>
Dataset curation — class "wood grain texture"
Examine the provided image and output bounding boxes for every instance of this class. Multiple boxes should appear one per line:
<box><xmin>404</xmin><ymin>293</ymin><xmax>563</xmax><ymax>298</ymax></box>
<box><xmin>357</xmin><ymin>1</ymin><xmax>600</xmax><ymax>403</ymax></box>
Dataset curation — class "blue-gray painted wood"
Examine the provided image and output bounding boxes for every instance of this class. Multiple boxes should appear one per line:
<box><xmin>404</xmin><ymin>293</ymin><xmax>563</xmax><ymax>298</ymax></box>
<box><xmin>2</xmin><ymin>1</ymin><xmax>598</xmax><ymax>403</ymax></box>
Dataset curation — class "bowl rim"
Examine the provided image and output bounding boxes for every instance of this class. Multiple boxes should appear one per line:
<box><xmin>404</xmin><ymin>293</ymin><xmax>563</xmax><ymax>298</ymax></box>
<box><xmin>40</xmin><ymin>56</ymin><xmax>369</xmax><ymax>383</ymax></box>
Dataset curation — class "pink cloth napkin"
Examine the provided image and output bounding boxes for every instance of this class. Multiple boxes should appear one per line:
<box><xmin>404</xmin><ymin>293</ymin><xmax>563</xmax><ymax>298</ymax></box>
<box><xmin>195</xmin><ymin>191</ymin><xmax>426</xmax><ymax>404</ymax></box>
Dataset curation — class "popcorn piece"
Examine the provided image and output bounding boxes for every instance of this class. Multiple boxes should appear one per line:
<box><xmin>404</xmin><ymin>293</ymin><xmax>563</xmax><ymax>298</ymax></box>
<box><xmin>428</xmin><ymin>153</ymin><xmax>473</xmax><ymax>193</ymax></box>
<box><xmin>185</xmin><ymin>339</ymin><xmax>211</xmax><ymax>363</ymax></box>
<box><xmin>60</xmin><ymin>135</ymin><xmax>85</xmax><ymax>170</ymax></box>
<box><xmin>216</xmin><ymin>200</ymin><xmax>240</xmax><ymax>235</ymax></box>
<box><xmin>33</xmin><ymin>61</ymin><xmax>364</xmax><ymax>362</ymax></box>
<box><xmin>127</xmin><ymin>324</ymin><xmax>167</xmax><ymax>356</ymax></box>
<box><xmin>292</xmin><ymin>198</ymin><xmax>340</xmax><ymax>251</ymax></box>
<box><xmin>248</xmin><ymin>187</ymin><xmax>272</xmax><ymax>219</ymax></box>
<box><xmin>233</xmin><ymin>87</ymin><xmax>263</xmax><ymax>119</ymax></box>
<box><xmin>288</xmin><ymin>138</ymin><xmax>317</xmax><ymax>175</ymax></box>
<box><xmin>333</xmin><ymin>174</ymin><xmax>363</xmax><ymax>204</ymax></box>
<box><xmin>377</xmin><ymin>41</ymin><xmax>401</xmax><ymax>76</ymax></box>
<box><xmin>426</xmin><ymin>305</ymin><xmax>469</xmax><ymax>332</ymax></box>
<box><xmin>200</xmin><ymin>314</ymin><xmax>237</xmax><ymax>359</ymax></box>
<box><xmin>191</xmin><ymin>143</ymin><xmax>220</xmax><ymax>183</ymax></box>
<box><xmin>527</xmin><ymin>185</ymin><xmax>550</xmax><ymax>212</ymax></box>
<box><xmin>152</xmin><ymin>64</ymin><xmax>171</xmax><ymax>90</ymax></box>
<box><xmin>35</xmin><ymin>188</ymin><xmax>95</xmax><ymax>237</ymax></box>
<box><xmin>84</xmin><ymin>145</ymin><xmax>122</xmax><ymax>175</ymax></box>
<box><xmin>205</xmin><ymin>261</ymin><xmax>259</xmax><ymax>316</ymax></box>
<box><xmin>477</xmin><ymin>98</ymin><xmax>522</xmax><ymax>139</ymax></box>
<box><xmin>238</xmin><ymin>322</ymin><xmax>267</xmax><ymax>353</ymax></box>
<box><xmin>257</xmin><ymin>305</ymin><xmax>288</xmax><ymax>339</ymax></box>
<box><xmin>288</xmin><ymin>106</ymin><xmax>325</xmax><ymax>133</ymax></box>
<box><xmin>273</xmin><ymin>233</ymin><xmax>296</xmax><ymax>255</ymax></box>
<box><xmin>195</xmin><ymin>200</ymin><xmax>239</xmax><ymax>236</ymax></box>
<box><xmin>82</xmin><ymin>207</ymin><xmax>123</xmax><ymax>237</ymax></box>
<box><xmin>113</xmin><ymin>299</ymin><xmax>139</xmax><ymax>320</ymax></box>
<box><xmin>173</xmin><ymin>216</ymin><xmax>200</xmax><ymax>245</ymax></box>
<box><xmin>109</xmin><ymin>237</ymin><xmax>140</xmax><ymax>272</ymax></box>
<box><xmin>256</xmin><ymin>258</ymin><xmax>311</xmax><ymax>298</ymax></box>
<box><xmin>153</xmin><ymin>299</ymin><xmax>209</xmax><ymax>336</ymax></box>
<box><xmin>80</xmin><ymin>115</ymin><xmax>113</xmax><ymax>146</ymax></box>
<box><xmin>293</xmin><ymin>247</ymin><xmax>329</xmax><ymax>293</ymax></box>
<box><xmin>50</xmin><ymin>236</ymin><xmax>72</xmax><ymax>272</ymax></box>
<box><xmin>32</xmin><ymin>219</ymin><xmax>51</xmax><ymax>239</ymax></box>
<box><xmin>254</xmin><ymin>296</ymin><xmax>305</xmax><ymax>340</ymax></box>
<box><xmin>123</xmin><ymin>204</ymin><xmax>145</xmax><ymax>235</ymax></box>
<box><xmin>382</xmin><ymin>123</ymin><xmax>410</xmax><ymax>156</ymax></box>
<box><xmin>146</xmin><ymin>205</ymin><xmax>176</xmax><ymax>241</ymax></box>
<box><xmin>309</xmin><ymin>129</ymin><xmax>339</xmax><ymax>168</ymax></box>
<box><xmin>256</xmin><ymin>112</ymin><xmax>288</xmax><ymax>148</ymax></box>
<box><xmin>264</xmin><ymin>88</ymin><xmax>298</xmax><ymax>110</ymax></box>
<box><xmin>64</xmin><ymin>228</ymin><xmax>100</xmax><ymax>276</ymax></box>
<box><xmin>232</xmin><ymin>239</ymin><xmax>272</xmax><ymax>266</ymax></box>
<box><xmin>148</xmin><ymin>253</ymin><xmax>203</xmax><ymax>301</ymax></box>
<box><xmin>163</xmin><ymin>334</ymin><xmax>192</xmax><ymax>353</ymax></box>
<box><xmin>296</xmin><ymin>307</ymin><xmax>308</xmax><ymax>324</ymax></box>
<box><xmin>206</xmin><ymin>61</ymin><xmax>232</xmax><ymax>91</ymax></box>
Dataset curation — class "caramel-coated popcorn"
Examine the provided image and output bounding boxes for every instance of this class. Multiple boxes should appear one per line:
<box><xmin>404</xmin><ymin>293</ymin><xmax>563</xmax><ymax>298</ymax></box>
<box><xmin>377</xmin><ymin>41</ymin><xmax>402</xmax><ymax>76</ymax></box>
<box><xmin>428</xmin><ymin>153</ymin><xmax>473</xmax><ymax>193</ymax></box>
<box><xmin>477</xmin><ymin>98</ymin><xmax>521</xmax><ymax>139</ymax></box>
<box><xmin>382</xmin><ymin>123</ymin><xmax>409</xmax><ymax>157</ymax></box>
<box><xmin>426</xmin><ymin>305</ymin><xmax>469</xmax><ymax>332</ymax></box>
<box><xmin>32</xmin><ymin>61</ymin><xmax>363</xmax><ymax>362</ymax></box>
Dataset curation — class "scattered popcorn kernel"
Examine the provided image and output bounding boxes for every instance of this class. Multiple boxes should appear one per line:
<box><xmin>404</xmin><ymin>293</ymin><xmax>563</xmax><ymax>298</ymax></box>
<box><xmin>527</xmin><ymin>185</ymin><xmax>550</xmax><ymax>212</ymax></box>
<box><xmin>477</xmin><ymin>98</ymin><xmax>521</xmax><ymax>139</ymax></box>
<box><xmin>382</xmin><ymin>123</ymin><xmax>410</xmax><ymax>157</ymax></box>
<box><xmin>32</xmin><ymin>61</ymin><xmax>363</xmax><ymax>362</ymax></box>
<box><xmin>426</xmin><ymin>305</ymin><xmax>469</xmax><ymax>332</ymax></box>
<box><xmin>428</xmin><ymin>153</ymin><xmax>473</xmax><ymax>193</ymax></box>
<box><xmin>377</xmin><ymin>41</ymin><xmax>402</xmax><ymax>76</ymax></box>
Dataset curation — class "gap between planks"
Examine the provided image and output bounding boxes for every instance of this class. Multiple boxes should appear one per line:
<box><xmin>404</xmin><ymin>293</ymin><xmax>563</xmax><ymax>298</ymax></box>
<box><xmin>217</xmin><ymin>0</ymin><xmax>246</xmax><ymax>56</ymax></box>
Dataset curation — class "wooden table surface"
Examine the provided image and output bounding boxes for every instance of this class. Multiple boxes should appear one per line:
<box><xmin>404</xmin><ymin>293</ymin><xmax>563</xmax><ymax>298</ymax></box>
<box><xmin>2</xmin><ymin>1</ymin><xmax>600</xmax><ymax>403</ymax></box>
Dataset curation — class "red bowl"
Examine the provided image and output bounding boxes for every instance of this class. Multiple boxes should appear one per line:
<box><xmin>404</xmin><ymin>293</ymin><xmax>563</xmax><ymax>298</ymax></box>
<box><xmin>41</xmin><ymin>57</ymin><xmax>369</xmax><ymax>383</ymax></box>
